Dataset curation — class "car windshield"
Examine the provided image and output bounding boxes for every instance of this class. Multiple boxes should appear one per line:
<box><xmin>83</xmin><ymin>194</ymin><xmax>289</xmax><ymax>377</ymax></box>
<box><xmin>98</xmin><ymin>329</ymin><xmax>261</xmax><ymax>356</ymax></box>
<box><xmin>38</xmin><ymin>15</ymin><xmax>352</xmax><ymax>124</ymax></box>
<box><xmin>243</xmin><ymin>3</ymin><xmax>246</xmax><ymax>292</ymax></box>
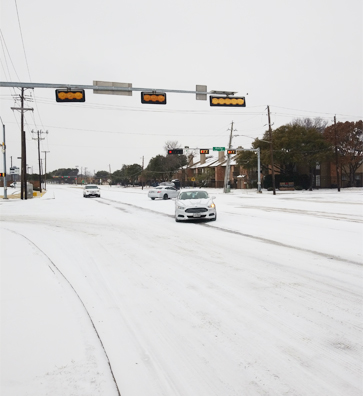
<box><xmin>179</xmin><ymin>191</ymin><xmax>208</xmax><ymax>200</ymax></box>
<box><xmin>86</xmin><ymin>186</ymin><xmax>98</xmax><ymax>189</ymax></box>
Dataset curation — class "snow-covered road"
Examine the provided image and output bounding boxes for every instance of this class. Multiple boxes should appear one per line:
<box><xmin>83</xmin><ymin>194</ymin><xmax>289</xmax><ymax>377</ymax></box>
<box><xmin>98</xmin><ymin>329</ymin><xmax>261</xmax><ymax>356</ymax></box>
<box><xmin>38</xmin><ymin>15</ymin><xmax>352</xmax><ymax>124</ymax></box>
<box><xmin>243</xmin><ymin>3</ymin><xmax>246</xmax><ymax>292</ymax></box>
<box><xmin>1</xmin><ymin>185</ymin><xmax>362</xmax><ymax>395</ymax></box>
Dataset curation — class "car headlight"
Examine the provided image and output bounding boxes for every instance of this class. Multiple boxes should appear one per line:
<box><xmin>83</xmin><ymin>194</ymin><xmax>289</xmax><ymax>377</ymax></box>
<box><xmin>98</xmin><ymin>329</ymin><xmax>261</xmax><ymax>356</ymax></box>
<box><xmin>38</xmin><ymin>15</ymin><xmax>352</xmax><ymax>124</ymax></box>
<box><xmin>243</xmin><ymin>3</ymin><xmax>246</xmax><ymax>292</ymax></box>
<box><xmin>208</xmin><ymin>203</ymin><xmax>215</xmax><ymax>209</ymax></box>
<box><xmin>177</xmin><ymin>205</ymin><xmax>184</xmax><ymax>210</ymax></box>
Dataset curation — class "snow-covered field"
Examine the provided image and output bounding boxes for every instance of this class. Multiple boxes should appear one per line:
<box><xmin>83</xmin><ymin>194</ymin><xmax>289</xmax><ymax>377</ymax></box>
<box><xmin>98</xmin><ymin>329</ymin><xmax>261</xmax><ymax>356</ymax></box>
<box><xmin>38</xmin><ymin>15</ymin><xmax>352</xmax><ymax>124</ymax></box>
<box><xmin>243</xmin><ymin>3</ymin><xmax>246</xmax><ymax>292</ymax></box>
<box><xmin>1</xmin><ymin>185</ymin><xmax>362</xmax><ymax>396</ymax></box>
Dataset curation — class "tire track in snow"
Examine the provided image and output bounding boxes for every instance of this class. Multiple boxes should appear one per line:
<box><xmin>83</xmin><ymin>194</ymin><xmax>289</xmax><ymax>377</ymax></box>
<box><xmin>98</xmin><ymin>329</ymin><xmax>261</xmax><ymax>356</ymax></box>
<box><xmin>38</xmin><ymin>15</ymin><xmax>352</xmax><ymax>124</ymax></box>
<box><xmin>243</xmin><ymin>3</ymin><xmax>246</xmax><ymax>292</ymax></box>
<box><xmin>232</xmin><ymin>205</ymin><xmax>362</xmax><ymax>223</ymax></box>
<box><xmin>98</xmin><ymin>197</ymin><xmax>362</xmax><ymax>267</ymax></box>
<box><xmin>3</xmin><ymin>228</ymin><xmax>122</xmax><ymax>396</ymax></box>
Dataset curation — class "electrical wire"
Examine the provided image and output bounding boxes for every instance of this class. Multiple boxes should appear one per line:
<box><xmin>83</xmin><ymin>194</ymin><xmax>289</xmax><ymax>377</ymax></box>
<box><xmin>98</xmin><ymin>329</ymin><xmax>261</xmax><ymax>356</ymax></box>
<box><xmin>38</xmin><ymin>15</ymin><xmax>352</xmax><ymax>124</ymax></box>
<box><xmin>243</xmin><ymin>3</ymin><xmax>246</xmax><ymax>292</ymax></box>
<box><xmin>14</xmin><ymin>0</ymin><xmax>31</xmax><ymax>82</ymax></box>
<box><xmin>0</xmin><ymin>29</ymin><xmax>21</xmax><ymax>82</ymax></box>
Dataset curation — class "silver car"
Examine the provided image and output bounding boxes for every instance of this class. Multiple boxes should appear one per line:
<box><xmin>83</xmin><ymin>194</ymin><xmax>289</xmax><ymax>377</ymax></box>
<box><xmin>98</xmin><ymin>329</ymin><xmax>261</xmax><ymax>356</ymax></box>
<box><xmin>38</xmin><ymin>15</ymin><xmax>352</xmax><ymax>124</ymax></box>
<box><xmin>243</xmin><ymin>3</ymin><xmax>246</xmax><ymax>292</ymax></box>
<box><xmin>175</xmin><ymin>189</ymin><xmax>217</xmax><ymax>222</ymax></box>
<box><xmin>148</xmin><ymin>185</ymin><xmax>178</xmax><ymax>200</ymax></box>
<box><xmin>83</xmin><ymin>184</ymin><xmax>101</xmax><ymax>198</ymax></box>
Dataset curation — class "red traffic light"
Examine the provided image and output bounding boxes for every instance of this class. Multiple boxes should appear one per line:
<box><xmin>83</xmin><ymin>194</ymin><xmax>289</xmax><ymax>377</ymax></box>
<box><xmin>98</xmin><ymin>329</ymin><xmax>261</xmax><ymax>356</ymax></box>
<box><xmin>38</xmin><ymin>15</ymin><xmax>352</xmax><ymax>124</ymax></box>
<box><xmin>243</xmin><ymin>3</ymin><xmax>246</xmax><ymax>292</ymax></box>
<box><xmin>168</xmin><ymin>149</ymin><xmax>183</xmax><ymax>154</ymax></box>
<box><xmin>141</xmin><ymin>92</ymin><xmax>167</xmax><ymax>105</ymax></box>
<box><xmin>200</xmin><ymin>149</ymin><xmax>209</xmax><ymax>154</ymax></box>
<box><xmin>227</xmin><ymin>149</ymin><xmax>237</xmax><ymax>154</ymax></box>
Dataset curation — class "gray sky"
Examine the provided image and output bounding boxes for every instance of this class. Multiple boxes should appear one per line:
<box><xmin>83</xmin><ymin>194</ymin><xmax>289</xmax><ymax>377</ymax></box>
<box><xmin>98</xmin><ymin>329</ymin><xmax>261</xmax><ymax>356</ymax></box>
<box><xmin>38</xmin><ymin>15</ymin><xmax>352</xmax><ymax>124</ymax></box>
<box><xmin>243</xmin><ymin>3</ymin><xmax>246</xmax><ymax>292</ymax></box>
<box><xmin>1</xmin><ymin>0</ymin><xmax>362</xmax><ymax>175</ymax></box>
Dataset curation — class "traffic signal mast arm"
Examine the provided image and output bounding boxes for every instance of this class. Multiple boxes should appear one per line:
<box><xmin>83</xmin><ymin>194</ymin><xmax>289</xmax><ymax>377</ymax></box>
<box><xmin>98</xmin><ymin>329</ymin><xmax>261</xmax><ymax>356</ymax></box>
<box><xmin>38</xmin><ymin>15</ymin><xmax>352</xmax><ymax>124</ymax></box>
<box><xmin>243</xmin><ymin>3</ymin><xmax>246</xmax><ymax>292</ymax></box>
<box><xmin>0</xmin><ymin>81</ymin><xmax>212</xmax><ymax>96</ymax></box>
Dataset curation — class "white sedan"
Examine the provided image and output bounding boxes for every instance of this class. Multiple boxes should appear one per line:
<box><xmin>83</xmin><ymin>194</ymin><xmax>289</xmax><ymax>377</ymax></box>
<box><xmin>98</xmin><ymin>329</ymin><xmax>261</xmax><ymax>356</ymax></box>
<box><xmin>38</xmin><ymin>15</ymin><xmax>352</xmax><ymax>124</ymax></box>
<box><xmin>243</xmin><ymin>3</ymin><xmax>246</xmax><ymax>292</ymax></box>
<box><xmin>175</xmin><ymin>189</ymin><xmax>217</xmax><ymax>222</ymax></box>
<box><xmin>83</xmin><ymin>184</ymin><xmax>101</xmax><ymax>198</ymax></box>
<box><xmin>148</xmin><ymin>185</ymin><xmax>178</xmax><ymax>200</ymax></box>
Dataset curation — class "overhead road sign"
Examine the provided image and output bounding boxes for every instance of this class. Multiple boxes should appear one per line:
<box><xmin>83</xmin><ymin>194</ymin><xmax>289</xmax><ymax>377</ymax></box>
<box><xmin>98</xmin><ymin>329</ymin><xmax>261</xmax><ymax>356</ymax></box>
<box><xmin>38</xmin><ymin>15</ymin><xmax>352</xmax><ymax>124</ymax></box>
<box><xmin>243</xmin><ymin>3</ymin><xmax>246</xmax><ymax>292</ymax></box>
<box><xmin>168</xmin><ymin>149</ymin><xmax>183</xmax><ymax>154</ymax></box>
<box><xmin>213</xmin><ymin>147</ymin><xmax>225</xmax><ymax>151</ymax></box>
<box><xmin>93</xmin><ymin>80</ymin><xmax>132</xmax><ymax>96</ymax></box>
<box><xmin>200</xmin><ymin>149</ymin><xmax>209</xmax><ymax>154</ymax></box>
<box><xmin>227</xmin><ymin>149</ymin><xmax>237</xmax><ymax>154</ymax></box>
<box><xmin>55</xmin><ymin>89</ymin><xmax>85</xmax><ymax>102</ymax></box>
<box><xmin>210</xmin><ymin>96</ymin><xmax>246</xmax><ymax>107</ymax></box>
<box><xmin>141</xmin><ymin>92</ymin><xmax>167</xmax><ymax>105</ymax></box>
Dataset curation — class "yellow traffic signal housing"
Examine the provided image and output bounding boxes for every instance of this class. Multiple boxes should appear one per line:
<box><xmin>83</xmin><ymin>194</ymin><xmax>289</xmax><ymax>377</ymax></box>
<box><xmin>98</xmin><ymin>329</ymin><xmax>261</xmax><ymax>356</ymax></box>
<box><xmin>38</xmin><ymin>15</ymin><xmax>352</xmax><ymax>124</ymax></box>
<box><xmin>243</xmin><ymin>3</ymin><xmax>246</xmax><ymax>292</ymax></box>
<box><xmin>141</xmin><ymin>92</ymin><xmax>167</xmax><ymax>105</ymax></box>
<box><xmin>0</xmin><ymin>172</ymin><xmax>5</xmax><ymax>177</ymax></box>
<box><xmin>168</xmin><ymin>149</ymin><xmax>183</xmax><ymax>154</ymax></box>
<box><xmin>227</xmin><ymin>149</ymin><xmax>237</xmax><ymax>154</ymax></box>
<box><xmin>56</xmin><ymin>89</ymin><xmax>85</xmax><ymax>102</ymax></box>
<box><xmin>210</xmin><ymin>96</ymin><xmax>246</xmax><ymax>107</ymax></box>
<box><xmin>200</xmin><ymin>149</ymin><xmax>209</xmax><ymax>154</ymax></box>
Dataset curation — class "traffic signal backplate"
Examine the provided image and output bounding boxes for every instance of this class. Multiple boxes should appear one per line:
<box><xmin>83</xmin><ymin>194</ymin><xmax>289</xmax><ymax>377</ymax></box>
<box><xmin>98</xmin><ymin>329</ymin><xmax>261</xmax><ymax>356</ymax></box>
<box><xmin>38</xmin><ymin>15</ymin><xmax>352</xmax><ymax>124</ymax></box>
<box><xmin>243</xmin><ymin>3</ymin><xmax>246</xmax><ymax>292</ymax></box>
<box><xmin>210</xmin><ymin>96</ymin><xmax>246</xmax><ymax>107</ymax></box>
<box><xmin>141</xmin><ymin>92</ymin><xmax>167</xmax><ymax>104</ymax></box>
<box><xmin>168</xmin><ymin>149</ymin><xmax>183</xmax><ymax>154</ymax></box>
<box><xmin>56</xmin><ymin>89</ymin><xmax>85</xmax><ymax>102</ymax></box>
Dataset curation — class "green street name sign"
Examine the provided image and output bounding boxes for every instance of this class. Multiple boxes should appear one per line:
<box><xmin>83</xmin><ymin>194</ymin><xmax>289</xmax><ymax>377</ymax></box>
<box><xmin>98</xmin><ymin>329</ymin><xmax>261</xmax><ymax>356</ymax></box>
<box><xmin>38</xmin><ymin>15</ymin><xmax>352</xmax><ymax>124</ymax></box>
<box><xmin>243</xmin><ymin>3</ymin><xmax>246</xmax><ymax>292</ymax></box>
<box><xmin>213</xmin><ymin>147</ymin><xmax>225</xmax><ymax>151</ymax></box>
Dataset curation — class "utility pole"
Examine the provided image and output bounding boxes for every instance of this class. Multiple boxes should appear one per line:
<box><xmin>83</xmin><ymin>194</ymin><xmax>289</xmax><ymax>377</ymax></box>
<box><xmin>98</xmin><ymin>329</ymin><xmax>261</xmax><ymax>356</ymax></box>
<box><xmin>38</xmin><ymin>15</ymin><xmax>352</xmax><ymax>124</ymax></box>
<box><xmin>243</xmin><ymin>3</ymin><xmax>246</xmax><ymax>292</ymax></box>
<box><xmin>11</xmin><ymin>88</ymin><xmax>33</xmax><ymax>199</ymax></box>
<box><xmin>334</xmin><ymin>115</ymin><xmax>340</xmax><ymax>192</ymax></box>
<box><xmin>224</xmin><ymin>121</ymin><xmax>235</xmax><ymax>193</ymax></box>
<box><xmin>42</xmin><ymin>150</ymin><xmax>50</xmax><ymax>190</ymax></box>
<box><xmin>32</xmin><ymin>130</ymin><xmax>48</xmax><ymax>193</ymax></box>
<box><xmin>141</xmin><ymin>156</ymin><xmax>144</xmax><ymax>190</ymax></box>
<box><xmin>2</xmin><ymin>124</ymin><xmax>8</xmax><ymax>199</ymax></box>
<box><xmin>267</xmin><ymin>105</ymin><xmax>276</xmax><ymax>195</ymax></box>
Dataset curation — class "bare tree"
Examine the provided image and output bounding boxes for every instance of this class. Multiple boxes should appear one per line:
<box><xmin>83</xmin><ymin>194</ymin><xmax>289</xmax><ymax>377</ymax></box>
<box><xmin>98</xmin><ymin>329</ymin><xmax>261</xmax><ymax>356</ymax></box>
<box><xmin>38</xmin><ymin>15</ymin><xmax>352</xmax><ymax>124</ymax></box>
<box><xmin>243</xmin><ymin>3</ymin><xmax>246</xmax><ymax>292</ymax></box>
<box><xmin>164</xmin><ymin>140</ymin><xmax>182</xmax><ymax>154</ymax></box>
<box><xmin>291</xmin><ymin>117</ymin><xmax>328</xmax><ymax>133</ymax></box>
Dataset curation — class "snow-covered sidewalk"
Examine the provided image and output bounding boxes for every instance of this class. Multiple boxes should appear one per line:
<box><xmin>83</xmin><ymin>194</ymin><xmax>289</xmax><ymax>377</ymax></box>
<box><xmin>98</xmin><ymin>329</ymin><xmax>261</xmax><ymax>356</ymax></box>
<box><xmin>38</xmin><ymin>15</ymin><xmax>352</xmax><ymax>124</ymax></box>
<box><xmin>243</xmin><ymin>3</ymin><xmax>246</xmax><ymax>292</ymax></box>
<box><xmin>1</xmin><ymin>223</ymin><xmax>119</xmax><ymax>395</ymax></box>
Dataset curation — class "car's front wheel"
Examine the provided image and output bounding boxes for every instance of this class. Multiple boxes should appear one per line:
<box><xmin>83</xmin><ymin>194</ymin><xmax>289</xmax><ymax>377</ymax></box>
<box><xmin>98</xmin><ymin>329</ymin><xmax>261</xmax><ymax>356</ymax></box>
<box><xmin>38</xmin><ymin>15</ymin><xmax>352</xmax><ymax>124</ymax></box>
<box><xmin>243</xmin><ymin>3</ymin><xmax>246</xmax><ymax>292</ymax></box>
<box><xmin>151</xmin><ymin>197</ymin><xmax>155</xmax><ymax>200</ymax></box>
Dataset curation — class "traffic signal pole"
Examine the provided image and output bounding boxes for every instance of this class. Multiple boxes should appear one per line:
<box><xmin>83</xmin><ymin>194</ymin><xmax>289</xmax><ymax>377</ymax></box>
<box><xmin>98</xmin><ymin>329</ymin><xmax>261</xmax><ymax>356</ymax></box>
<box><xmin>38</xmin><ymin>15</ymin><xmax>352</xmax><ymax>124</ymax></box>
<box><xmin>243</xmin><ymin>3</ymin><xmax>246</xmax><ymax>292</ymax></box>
<box><xmin>224</xmin><ymin>121</ymin><xmax>234</xmax><ymax>193</ymax></box>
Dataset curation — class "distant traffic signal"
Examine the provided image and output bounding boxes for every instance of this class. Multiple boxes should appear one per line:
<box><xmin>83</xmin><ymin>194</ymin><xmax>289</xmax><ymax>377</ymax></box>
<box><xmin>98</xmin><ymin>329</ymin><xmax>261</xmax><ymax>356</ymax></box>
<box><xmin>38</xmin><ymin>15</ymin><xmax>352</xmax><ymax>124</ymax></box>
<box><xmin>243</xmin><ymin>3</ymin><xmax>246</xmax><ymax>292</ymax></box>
<box><xmin>200</xmin><ymin>149</ymin><xmax>209</xmax><ymax>154</ymax></box>
<box><xmin>168</xmin><ymin>149</ymin><xmax>183</xmax><ymax>155</ymax></box>
<box><xmin>0</xmin><ymin>172</ymin><xmax>5</xmax><ymax>177</ymax></box>
<box><xmin>141</xmin><ymin>92</ymin><xmax>167</xmax><ymax>104</ymax></box>
<box><xmin>227</xmin><ymin>149</ymin><xmax>237</xmax><ymax>154</ymax></box>
<box><xmin>56</xmin><ymin>89</ymin><xmax>85</xmax><ymax>102</ymax></box>
<box><xmin>210</xmin><ymin>96</ymin><xmax>246</xmax><ymax>107</ymax></box>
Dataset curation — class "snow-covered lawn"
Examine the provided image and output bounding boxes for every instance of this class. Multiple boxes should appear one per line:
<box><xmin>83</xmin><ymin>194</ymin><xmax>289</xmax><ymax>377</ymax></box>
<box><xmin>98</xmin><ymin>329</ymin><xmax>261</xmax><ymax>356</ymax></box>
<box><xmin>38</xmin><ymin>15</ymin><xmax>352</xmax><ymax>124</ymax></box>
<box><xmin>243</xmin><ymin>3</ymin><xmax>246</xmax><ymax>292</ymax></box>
<box><xmin>1</xmin><ymin>185</ymin><xmax>362</xmax><ymax>395</ymax></box>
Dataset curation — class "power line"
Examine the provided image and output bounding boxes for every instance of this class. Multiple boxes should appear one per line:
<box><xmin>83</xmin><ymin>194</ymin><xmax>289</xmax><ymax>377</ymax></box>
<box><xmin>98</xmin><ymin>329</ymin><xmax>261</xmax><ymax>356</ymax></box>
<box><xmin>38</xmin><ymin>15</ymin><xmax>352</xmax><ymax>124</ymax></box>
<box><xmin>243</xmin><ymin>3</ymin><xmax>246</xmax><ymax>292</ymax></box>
<box><xmin>14</xmin><ymin>0</ymin><xmax>32</xmax><ymax>82</ymax></box>
<box><xmin>0</xmin><ymin>29</ymin><xmax>21</xmax><ymax>81</ymax></box>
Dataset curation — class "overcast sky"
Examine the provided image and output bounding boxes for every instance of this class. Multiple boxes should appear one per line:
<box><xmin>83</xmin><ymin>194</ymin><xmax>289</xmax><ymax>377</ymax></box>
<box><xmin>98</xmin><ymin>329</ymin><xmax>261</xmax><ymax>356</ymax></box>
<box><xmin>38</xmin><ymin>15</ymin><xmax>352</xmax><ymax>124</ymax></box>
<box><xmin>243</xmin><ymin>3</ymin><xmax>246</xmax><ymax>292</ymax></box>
<box><xmin>1</xmin><ymin>0</ymin><xmax>362</xmax><ymax>175</ymax></box>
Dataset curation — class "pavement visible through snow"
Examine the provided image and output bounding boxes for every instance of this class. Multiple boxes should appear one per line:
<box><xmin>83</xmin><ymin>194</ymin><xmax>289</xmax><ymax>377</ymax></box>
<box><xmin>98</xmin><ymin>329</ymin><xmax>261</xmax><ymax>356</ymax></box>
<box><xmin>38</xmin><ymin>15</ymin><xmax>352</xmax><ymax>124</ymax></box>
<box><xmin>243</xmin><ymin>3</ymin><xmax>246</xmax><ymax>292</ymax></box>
<box><xmin>1</xmin><ymin>185</ymin><xmax>362</xmax><ymax>395</ymax></box>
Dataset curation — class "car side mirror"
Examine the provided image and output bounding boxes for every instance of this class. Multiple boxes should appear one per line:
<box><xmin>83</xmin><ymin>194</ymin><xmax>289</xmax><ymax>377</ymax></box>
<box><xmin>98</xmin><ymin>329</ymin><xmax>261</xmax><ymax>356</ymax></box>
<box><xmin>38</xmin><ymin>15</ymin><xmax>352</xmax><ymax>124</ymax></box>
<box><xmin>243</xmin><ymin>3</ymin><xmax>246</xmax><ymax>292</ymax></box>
<box><xmin>211</xmin><ymin>196</ymin><xmax>216</xmax><ymax>199</ymax></box>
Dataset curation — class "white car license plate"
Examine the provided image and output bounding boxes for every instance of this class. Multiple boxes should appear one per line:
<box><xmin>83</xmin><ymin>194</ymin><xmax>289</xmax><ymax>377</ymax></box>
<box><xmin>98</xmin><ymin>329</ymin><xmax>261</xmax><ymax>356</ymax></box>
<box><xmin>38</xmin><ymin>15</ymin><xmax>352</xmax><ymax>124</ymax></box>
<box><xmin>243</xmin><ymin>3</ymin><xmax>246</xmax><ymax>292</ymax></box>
<box><xmin>193</xmin><ymin>213</ymin><xmax>201</xmax><ymax>218</ymax></box>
